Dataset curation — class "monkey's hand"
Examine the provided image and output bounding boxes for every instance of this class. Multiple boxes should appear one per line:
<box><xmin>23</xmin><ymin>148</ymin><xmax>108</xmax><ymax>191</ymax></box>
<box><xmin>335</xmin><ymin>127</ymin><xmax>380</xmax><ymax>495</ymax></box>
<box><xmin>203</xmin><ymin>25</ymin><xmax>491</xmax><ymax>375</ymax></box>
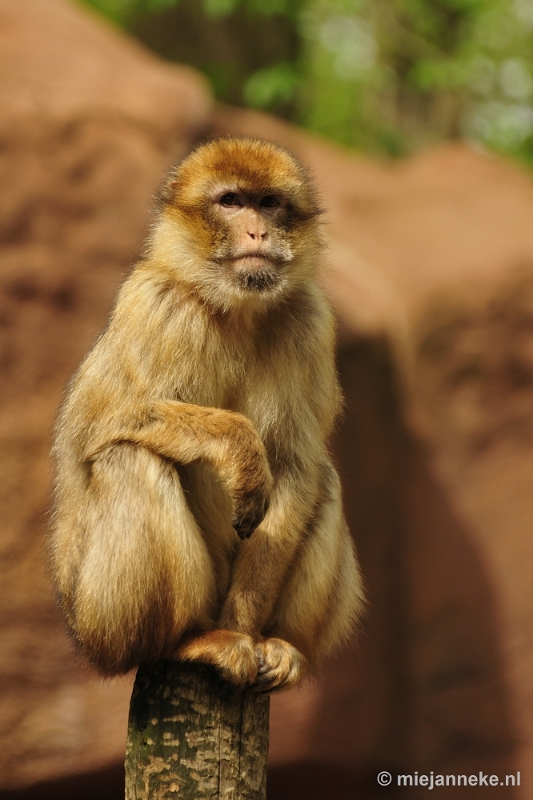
<box><xmin>232</xmin><ymin>489</ymin><xmax>270</xmax><ymax>540</ymax></box>
<box><xmin>252</xmin><ymin>638</ymin><xmax>308</xmax><ymax>693</ymax></box>
<box><xmin>224</xmin><ymin>416</ymin><xmax>273</xmax><ymax>540</ymax></box>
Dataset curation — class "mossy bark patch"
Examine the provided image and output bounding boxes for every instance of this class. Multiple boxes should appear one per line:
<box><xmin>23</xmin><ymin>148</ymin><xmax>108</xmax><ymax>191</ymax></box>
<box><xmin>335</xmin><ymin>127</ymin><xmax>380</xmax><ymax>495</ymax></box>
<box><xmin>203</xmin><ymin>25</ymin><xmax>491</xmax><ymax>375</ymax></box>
<box><xmin>126</xmin><ymin>661</ymin><xmax>269</xmax><ymax>799</ymax></box>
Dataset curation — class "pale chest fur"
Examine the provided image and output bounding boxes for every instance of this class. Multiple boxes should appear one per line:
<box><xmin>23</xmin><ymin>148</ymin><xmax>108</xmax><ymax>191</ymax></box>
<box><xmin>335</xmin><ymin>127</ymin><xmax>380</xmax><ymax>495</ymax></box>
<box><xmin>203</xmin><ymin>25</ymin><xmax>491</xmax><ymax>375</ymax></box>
<box><xmin>113</xmin><ymin>276</ymin><xmax>303</xmax><ymax>406</ymax></box>
<box><xmin>72</xmin><ymin>274</ymin><xmax>332</xmax><ymax>462</ymax></box>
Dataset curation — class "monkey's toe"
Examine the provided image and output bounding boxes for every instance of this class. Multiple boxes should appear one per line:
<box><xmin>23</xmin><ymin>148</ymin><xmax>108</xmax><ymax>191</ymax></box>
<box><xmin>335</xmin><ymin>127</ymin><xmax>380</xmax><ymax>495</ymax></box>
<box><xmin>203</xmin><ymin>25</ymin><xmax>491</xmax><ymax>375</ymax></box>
<box><xmin>218</xmin><ymin>636</ymin><xmax>258</xmax><ymax>685</ymax></box>
<box><xmin>175</xmin><ymin>630</ymin><xmax>258</xmax><ymax>686</ymax></box>
<box><xmin>252</xmin><ymin>638</ymin><xmax>307</xmax><ymax>693</ymax></box>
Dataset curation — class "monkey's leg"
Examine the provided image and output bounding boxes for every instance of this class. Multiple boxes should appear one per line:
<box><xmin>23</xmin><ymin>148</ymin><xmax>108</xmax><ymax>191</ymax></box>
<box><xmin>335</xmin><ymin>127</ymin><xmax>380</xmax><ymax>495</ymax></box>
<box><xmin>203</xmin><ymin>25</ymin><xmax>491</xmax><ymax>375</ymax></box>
<box><xmin>68</xmin><ymin>444</ymin><xmax>217</xmax><ymax>675</ymax></box>
<box><xmin>257</xmin><ymin>469</ymin><xmax>363</xmax><ymax>691</ymax></box>
<box><xmin>172</xmin><ymin>464</ymin><xmax>315</xmax><ymax>690</ymax></box>
<box><xmin>212</xmin><ymin>462</ymin><xmax>317</xmax><ymax>691</ymax></box>
<box><xmin>220</xmin><ymin>462</ymin><xmax>363</xmax><ymax>692</ymax></box>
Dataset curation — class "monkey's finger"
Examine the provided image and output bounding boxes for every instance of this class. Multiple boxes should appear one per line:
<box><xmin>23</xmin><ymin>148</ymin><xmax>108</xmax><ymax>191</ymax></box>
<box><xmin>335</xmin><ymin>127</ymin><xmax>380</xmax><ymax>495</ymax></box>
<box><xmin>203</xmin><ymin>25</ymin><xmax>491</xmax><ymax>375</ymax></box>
<box><xmin>254</xmin><ymin>644</ymin><xmax>266</xmax><ymax>672</ymax></box>
<box><xmin>251</xmin><ymin>672</ymin><xmax>293</xmax><ymax>694</ymax></box>
<box><xmin>253</xmin><ymin>685</ymin><xmax>284</xmax><ymax>695</ymax></box>
<box><xmin>231</xmin><ymin>511</ymin><xmax>256</xmax><ymax>538</ymax></box>
<box><xmin>251</xmin><ymin>638</ymin><xmax>307</xmax><ymax>693</ymax></box>
<box><xmin>232</xmin><ymin>520</ymin><xmax>255</xmax><ymax>540</ymax></box>
<box><xmin>232</xmin><ymin>494</ymin><xmax>270</xmax><ymax>539</ymax></box>
<box><xmin>231</xmin><ymin>512</ymin><xmax>262</xmax><ymax>539</ymax></box>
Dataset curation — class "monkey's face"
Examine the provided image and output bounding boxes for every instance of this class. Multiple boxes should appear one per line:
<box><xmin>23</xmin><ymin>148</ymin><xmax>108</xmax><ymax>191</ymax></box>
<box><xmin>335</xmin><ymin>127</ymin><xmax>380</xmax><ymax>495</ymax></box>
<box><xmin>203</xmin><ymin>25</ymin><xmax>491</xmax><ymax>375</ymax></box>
<box><xmin>153</xmin><ymin>138</ymin><xmax>323</xmax><ymax>312</ymax></box>
<box><xmin>205</xmin><ymin>188</ymin><xmax>295</xmax><ymax>294</ymax></box>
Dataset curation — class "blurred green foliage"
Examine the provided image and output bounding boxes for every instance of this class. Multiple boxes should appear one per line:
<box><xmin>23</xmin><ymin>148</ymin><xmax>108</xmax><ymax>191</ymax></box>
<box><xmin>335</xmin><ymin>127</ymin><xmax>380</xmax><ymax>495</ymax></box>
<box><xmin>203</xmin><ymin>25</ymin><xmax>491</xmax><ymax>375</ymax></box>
<box><xmin>82</xmin><ymin>0</ymin><xmax>533</xmax><ymax>164</ymax></box>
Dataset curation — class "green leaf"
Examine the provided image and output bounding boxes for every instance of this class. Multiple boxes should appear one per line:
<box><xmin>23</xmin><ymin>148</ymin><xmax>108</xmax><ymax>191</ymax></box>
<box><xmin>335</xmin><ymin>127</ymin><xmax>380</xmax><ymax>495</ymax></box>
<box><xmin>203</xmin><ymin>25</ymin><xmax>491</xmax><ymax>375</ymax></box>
<box><xmin>203</xmin><ymin>0</ymin><xmax>240</xmax><ymax>17</ymax></box>
<box><xmin>243</xmin><ymin>62</ymin><xmax>299</xmax><ymax>108</ymax></box>
<box><xmin>145</xmin><ymin>0</ymin><xmax>179</xmax><ymax>10</ymax></box>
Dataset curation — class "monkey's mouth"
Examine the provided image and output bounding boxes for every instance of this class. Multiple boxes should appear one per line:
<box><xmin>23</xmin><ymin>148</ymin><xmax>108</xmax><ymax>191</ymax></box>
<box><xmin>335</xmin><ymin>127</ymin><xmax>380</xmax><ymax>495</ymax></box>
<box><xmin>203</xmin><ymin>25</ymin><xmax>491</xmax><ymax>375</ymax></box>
<box><xmin>231</xmin><ymin>255</ymin><xmax>281</xmax><ymax>292</ymax></box>
<box><xmin>233</xmin><ymin>253</ymin><xmax>273</xmax><ymax>270</ymax></box>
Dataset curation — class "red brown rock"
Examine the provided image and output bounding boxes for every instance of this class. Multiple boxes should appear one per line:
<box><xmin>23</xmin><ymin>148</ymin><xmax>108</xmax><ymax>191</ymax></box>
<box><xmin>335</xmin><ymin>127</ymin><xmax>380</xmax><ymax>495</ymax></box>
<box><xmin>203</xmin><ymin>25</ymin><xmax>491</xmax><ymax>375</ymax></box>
<box><xmin>213</xmin><ymin>107</ymin><xmax>533</xmax><ymax>798</ymax></box>
<box><xmin>0</xmin><ymin>0</ymin><xmax>210</xmax><ymax>789</ymax></box>
<box><xmin>2</xmin><ymin>2</ymin><xmax>533</xmax><ymax>798</ymax></box>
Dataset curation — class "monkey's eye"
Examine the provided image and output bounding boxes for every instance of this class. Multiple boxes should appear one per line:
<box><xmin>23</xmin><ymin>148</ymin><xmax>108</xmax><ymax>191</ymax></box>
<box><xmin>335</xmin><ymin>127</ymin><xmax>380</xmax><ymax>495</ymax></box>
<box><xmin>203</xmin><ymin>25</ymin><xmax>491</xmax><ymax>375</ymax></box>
<box><xmin>260</xmin><ymin>195</ymin><xmax>280</xmax><ymax>209</ymax></box>
<box><xmin>220</xmin><ymin>192</ymin><xmax>242</xmax><ymax>207</ymax></box>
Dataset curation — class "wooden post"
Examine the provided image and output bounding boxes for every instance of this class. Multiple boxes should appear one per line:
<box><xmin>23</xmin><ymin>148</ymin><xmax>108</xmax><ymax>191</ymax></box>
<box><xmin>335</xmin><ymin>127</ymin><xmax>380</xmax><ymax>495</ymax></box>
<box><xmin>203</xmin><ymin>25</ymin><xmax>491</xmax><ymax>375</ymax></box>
<box><xmin>125</xmin><ymin>661</ymin><xmax>270</xmax><ymax>799</ymax></box>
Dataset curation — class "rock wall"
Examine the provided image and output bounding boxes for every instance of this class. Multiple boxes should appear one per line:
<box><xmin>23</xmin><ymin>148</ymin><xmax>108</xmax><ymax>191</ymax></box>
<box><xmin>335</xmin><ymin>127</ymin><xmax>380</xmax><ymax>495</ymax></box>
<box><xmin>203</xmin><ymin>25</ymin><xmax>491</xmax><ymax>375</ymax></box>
<box><xmin>214</xmin><ymin>109</ymin><xmax>533</xmax><ymax>798</ymax></box>
<box><xmin>0</xmin><ymin>0</ymin><xmax>210</xmax><ymax>789</ymax></box>
<box><xmin>1</xmin><ymin>2</ymin><xmax>533</xmax><ymax>798</ymax></box>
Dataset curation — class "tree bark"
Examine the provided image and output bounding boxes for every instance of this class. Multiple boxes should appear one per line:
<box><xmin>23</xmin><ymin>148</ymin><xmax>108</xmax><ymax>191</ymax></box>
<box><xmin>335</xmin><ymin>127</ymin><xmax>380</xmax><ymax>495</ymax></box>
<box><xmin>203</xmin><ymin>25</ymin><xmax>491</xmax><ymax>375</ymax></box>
<box><xmin>125</xmin><ymin>661</ymin><xmax>270</xmax><ymax>799</ymax></box>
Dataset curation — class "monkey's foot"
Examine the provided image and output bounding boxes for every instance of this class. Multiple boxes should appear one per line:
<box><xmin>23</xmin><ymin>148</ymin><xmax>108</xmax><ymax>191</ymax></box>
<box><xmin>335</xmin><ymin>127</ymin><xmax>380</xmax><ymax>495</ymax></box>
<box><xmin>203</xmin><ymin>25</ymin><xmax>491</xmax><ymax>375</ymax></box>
<box><xmin>174</xmin><ymin>630</ymin><xmax>258</xmax><ymax>686</ymax></box>
<box><xmin>252</xmin><ymin>638</ymin><xmax>308</xmax><ymax>693</ymax></box>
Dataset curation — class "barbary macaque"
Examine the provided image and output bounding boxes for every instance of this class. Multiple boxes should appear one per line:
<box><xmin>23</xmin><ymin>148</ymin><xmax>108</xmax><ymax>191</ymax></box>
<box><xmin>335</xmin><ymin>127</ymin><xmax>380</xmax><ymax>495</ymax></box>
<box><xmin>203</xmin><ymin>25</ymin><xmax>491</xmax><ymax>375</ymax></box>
<box><xmin>51</xmin><ymin>137</ymin><xmax>364</xmax><ymax>692</ymax></box>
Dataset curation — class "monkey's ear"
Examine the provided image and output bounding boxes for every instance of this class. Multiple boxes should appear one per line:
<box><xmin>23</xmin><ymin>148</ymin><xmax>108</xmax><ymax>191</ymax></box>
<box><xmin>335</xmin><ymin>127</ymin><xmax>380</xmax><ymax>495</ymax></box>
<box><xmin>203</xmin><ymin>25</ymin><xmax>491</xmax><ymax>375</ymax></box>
<box><xmin>156</xmin><ymin>172</ymin><xmax>179</xmax><ymax>207</ymax></box>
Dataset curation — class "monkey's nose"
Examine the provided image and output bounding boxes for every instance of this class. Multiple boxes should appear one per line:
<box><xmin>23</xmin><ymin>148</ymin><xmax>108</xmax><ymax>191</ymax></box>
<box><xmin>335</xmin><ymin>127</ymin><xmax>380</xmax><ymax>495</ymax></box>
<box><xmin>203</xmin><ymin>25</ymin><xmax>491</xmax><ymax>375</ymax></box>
<box><xmin>247</xmin><ymin>229</ymin><xmax>267</xmax><ymax>241</ymax></box>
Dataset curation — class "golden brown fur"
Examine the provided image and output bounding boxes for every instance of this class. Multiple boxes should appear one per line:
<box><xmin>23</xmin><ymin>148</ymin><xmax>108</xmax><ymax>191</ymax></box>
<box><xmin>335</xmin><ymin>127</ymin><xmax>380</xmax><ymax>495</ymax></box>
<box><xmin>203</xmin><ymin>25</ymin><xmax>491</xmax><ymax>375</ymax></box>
<box><xmin>51</xmin><ymin>137</ymin><xmax>364</xmax><ymax>691</ymax></box>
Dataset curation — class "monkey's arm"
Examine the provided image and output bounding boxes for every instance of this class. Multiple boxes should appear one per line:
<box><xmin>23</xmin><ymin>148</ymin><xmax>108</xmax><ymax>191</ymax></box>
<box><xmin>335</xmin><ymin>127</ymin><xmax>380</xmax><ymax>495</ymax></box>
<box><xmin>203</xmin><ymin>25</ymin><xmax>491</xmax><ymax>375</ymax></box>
<box><xmin>218</xmin><ymin>458</ymin><xmax>318</xmax><ymax>635</ymax></box>
<box><xmin>85</xmin><ymin>400</ymin><xmax>272</xmax><ymax>539</ymax></box>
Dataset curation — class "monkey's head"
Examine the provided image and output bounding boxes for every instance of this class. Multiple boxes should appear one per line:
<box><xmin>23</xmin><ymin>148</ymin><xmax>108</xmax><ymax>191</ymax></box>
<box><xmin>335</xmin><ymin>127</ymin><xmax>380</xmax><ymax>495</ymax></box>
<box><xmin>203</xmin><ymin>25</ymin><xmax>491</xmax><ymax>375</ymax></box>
<box><xmin>151</xmin><ymin>137</ymin><xmax>323</xmax><ymax>312</ymax></box>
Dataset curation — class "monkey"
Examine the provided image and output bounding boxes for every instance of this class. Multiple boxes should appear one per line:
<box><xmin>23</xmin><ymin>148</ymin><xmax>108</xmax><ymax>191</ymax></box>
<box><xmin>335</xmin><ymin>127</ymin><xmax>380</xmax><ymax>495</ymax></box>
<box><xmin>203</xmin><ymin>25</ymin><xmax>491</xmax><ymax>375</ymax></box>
<box><xmin>51</xmin><ymin>136</ymin><xmax>364</xmax><ymax>692</ymax></box>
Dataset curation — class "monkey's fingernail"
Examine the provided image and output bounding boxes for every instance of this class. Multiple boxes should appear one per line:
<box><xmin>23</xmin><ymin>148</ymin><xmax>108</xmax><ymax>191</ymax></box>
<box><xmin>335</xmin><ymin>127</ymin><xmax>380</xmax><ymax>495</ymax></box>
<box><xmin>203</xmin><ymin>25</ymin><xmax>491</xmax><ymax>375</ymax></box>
<box><xmin>232</xmin><ymin>523</ymin><xmax>247</xmax><ymax>540</ymax></box>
